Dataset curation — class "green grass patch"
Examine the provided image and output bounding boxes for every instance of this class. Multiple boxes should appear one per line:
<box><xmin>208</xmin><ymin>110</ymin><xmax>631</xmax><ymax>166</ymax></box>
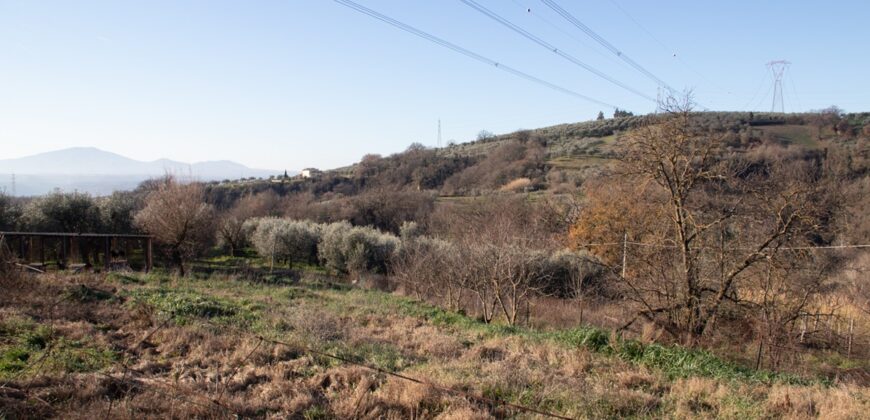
<box><xmin>325</xmin><ymin>340</ymin><xmax>415</xmax><ymax>372</ymax></box>
<box><xmin>323</xmin><ymin>288</ymin><xmax>817</xmax><ymax>385</ymax></box>
<box><xmin>758</xmin><ymin>124</ymin><xmax>819</xmax><ymax>148</ymax></box>
<box><xmin>284</xmin><ymin>286</ymin><xmax>315</xmax><ymax>301</ymax></box>
<box><xmin>302</xmin><ymin>406</ymin><xmax>330</xmax><ymax>420</ymax></box>
<box><xmin>123</xmin><ymin>287</ymin><xmax>259</xmax><ymax>326</ymax></box>
<box><xmin>0</xmin><ymin>317</ymin><xmax>116</xmax><ymax>379</ymax></box>
<box><xmin>549</xmin><ymin>328</ymin><xmax>811</xmax><ymax>385</ymax></box>
<box><xmin>547</xmin><ymin>155</ymin><xmax>610</xmax><ymax>170</ymax></box>
<box><xmin>65</xmin><ymin>284</ymin><xmax>116</xmax><ymax>303</ymax></box>
<box><xmin>107</xmin><ymin>272</ymin><xmax>145</xmax><ymax>285</ymax></box>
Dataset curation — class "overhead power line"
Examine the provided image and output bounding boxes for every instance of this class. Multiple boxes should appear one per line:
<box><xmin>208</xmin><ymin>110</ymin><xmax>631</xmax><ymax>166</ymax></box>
<box><xmin>540</xmin><ymin>0</ymin><xmax>676</xmax><ymax>94</ymax></box>
<box><xmin>741</xmin><ymin>68</ymin><xmax>769</xmax><ymax>110</ymax></box>
<box><xmin>460</xmin><ymin>0</ymin><xmax>656</xmax><ymax>102</ymax></box>
<box><xmin>787</xmin><ymin>71</ymin><xmax>803</xmax><ymax>112</ymax></box>
<box><xmin>510</xmin><ymin>0</ymin><xmax>633</xmax><ymax>72</ymax></box>
<box><xmin>606</xmin><ymin>0</ymin><xmax>732</xmax><ymax>95</ymax></box>
<box><xmin>333</xmin><ymin>0</ymin><xmax>617</xmax><ymax>109</ymax></box>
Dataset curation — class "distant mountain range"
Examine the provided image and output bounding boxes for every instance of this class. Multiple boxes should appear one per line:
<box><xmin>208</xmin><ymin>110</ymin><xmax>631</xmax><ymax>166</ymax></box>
<box><xmin>0</xmin><ymin>147</ymin><xmax>282</xmax><ymax>196</ymax></box>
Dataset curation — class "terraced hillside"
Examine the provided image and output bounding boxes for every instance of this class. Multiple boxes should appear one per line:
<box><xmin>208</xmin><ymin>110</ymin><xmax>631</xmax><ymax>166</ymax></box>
<box><xmin>206</xmin><ymin>111</ymin><xmax>868</xmax><ymax>203</ymax></box>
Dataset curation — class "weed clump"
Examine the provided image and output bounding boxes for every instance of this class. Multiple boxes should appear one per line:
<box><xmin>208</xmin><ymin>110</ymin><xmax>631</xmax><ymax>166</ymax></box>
<box><xmin>124</xmin><ymin>287</ymin><xmax>257</xmax><ymax>325</ymax></box>
<box><xmin>0</xmin><ymin>317</ymin><xmax>115</xmax><ymax>379</ymax></box>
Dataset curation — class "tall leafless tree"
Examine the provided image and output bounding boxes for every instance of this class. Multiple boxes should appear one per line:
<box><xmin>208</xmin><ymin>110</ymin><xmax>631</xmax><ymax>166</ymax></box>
<box><xmin>134</xmin><ymin>177</ymin><xmax>214</xmax><ymax>275</ymax></box>
<box><xmin>578</xmin><ymin>95</ymin><xmax>835</xmax><ymax>342</ymax></box>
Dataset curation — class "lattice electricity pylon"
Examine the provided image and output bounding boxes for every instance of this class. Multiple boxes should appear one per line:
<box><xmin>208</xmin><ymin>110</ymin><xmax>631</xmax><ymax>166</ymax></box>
<box><xmin>767</xmin><ymin>60</ymin><xmax>791</xmax><ymax>113</ymax></box>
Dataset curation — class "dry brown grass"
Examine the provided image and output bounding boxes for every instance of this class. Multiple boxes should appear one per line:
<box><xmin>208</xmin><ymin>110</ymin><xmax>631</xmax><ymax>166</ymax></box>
<box><xmin>349</xmin><ymin>314</ymin><xmax>466</xmax><ymax>361</ymax></box>
<box><xmin>499</xmin><ymin>177</ymin><xmax>532</xmax><ymax>192</ymax></box>
<box><xmin>764</xmin><ymin>384</ymin><xmax>870</xmax><ymax>420</ymax></box>
<box><xmin>667</xmin><ymin>378</ymin><xmax>734</xmax><ymax>418</ymax></box>
<box><xmin>3</xmin><ymin>272</ymin><xmax>870</xmax><ymax>419</ymax></box>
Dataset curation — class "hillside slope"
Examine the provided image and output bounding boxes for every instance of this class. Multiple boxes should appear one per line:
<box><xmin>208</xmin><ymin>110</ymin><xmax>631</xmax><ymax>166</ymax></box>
<box><xmin>208</xmin><ymin>111</ymin><xmax>868</xmax><ymax>204</ymax></box>
<box><xmin>2</xmin><ymin>271</ymin><xmax>868</xmax><ymax>419</ymax></box>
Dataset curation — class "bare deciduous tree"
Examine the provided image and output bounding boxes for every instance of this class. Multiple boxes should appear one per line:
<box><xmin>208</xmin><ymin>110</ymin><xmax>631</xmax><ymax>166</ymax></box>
<box><xmin>216</xmin><ymin>194</ymin><xmax>265</xmax><ymax>256</ymax></box>
<box><xmin>576</xmin><ymin>95</ymin><xmax>835</xmax><ymax>342</ymax></box>
<box><xmin>441</xmin><ymin>197</ymin><xmax>554</xmax><ymax>325</ymax></box>
<box><xmin>134</xmin><ymin>177</ymin><xmax>214</xmax><ymax>275</ymax></box>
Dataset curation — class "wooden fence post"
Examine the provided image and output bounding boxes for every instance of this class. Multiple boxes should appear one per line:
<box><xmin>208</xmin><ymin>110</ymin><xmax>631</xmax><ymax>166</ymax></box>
<box><xmin>60</xmin><ymin>236</ymin><xmax>67</xmax><ymax>269</ymax></box>
<box><xmin>848</xmin><ymin>318</ymin><xmax>854</xmax><ymax>356</ymax></box>
<box><xmin>621</xmin><ymin>232</ymin><xmax>628</xmax><ymax>279</ymax></box>
<box><xmin>38</xmin><ymin>237</ymin><xmax>45</xmax><ymax>266</ymax></box>
<box><xmin>800</xmin><ymin>316</ymin><xmax>806</xmax><ymax>343</ymax></box>
<box><xmin>104</xmin><ymin>237</ymin><xmax>111</xmax><ymax>270</ymax></box>
<box><xmin>145</xmin><ymin>238</ymin><xmax>153</xmax><ymax>273</ymax></box>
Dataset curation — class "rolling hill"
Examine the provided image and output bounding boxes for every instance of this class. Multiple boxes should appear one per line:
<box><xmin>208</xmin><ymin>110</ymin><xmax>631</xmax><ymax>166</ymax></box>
<box><xmin>0</xmin><ymin>147</ymin><xmax>282</xmax><ymax>196</ymax></box>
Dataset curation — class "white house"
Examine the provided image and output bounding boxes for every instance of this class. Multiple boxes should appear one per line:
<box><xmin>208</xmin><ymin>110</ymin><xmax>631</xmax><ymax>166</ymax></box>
<box><xmin>301</xmin><ymin>168</ymin><xmax>322</xmax><ymax>179</ymax></box>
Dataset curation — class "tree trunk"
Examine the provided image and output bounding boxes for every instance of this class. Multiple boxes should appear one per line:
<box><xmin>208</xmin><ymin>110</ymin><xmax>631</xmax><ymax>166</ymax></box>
<box><xmin>172</xmin><ymin>248</ymin><xmax>185</xmax><ymax>276</ymax></box>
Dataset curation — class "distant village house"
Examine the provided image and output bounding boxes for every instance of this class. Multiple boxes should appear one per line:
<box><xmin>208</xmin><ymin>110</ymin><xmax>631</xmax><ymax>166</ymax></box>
<box><xmin>301</xmin><ymin>168</ymin><xmax>322</xmax><ymax>178</ymax></box>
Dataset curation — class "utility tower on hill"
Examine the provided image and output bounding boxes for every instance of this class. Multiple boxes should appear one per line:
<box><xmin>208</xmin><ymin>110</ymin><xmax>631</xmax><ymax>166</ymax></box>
<box><xmin>767</xmin><ymin>60</ymin><xmax>790</xmax><ymax>113</ymax></box>
<box><xmin>437</xmin><ymin>119</ymin><xmax>442</xmax><ymax>148</ymax></box>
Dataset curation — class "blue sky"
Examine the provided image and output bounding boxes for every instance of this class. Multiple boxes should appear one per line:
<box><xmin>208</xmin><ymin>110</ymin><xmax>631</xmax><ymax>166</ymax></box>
<box><xmin>1</xmin><ymin>0</ymin><xmax>868</xmax><ymax>171</ymax></box>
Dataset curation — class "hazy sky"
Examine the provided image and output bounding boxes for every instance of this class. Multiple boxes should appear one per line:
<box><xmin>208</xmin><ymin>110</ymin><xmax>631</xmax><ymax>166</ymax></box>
<box><xmin>2</xmin><ymin>1</ymin><xmax>868</xmax><ymax>171</ymax></box>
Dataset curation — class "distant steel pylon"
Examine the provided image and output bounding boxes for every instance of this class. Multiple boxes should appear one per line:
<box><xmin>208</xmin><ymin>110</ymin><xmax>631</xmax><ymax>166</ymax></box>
<box><xmin>767</xmin><ymin>60</ymin><xmax>790</xmax><ymax>113</ymax></box>
<box><xmin>437</xmin><ymin>119</ymin><xmax>442</xmax><ymax>148</ymax></box>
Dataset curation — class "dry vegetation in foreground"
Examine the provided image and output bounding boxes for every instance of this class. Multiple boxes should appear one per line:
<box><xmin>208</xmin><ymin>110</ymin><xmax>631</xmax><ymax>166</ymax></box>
<box><xmin>2</xmin><ymin>270</ymin><xmax>869</xmax><ymax>419</ymax></box>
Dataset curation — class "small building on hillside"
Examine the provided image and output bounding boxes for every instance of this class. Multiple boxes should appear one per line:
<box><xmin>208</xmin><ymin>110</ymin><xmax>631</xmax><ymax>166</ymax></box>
<box><xmin>271</xmin><ymin>170</ymin><xmax>292</xmax><ymax>183</ymax></box>
<box><xmin>301</xmin><ymin>168</ymin><xmax>322</xmax><ymax>179</ymax></box>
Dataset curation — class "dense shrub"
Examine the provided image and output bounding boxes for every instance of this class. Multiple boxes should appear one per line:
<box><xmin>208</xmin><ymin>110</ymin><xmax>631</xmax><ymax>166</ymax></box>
<box><xmin>22</xmin><ymin>190</ymin><xmax>104</xmax><ymax>233</ymax></box>
<box><xmin>539</xmin><ymin>250</ymin><xmax>606</xmax><ymax>298</ymax></box>
<box><xmin>398</xmin><ymin>221</ymin><xmax>423</xmax><ymax>241</ymax></box>
<box><xmin>98</xmin><ymin>191</ymin><xmax>141</xmax><ymax>233</ymax></box>
<box><xmin>248</xmin><ymin>217</ymin><xmax>321</xmax><ymax>267</ymax></box>
<box><xmin>0</xmin><ymin>193</ymin><xmax>21</xmax><ymax>231</ymax></box>
<box><xmin>318</xmin><ymin>221</ymin><xmax>400</xmax><ymax>275</ymax></box>
<box><xmin>347</xmin><ymin>188</ymin><xmax>435</xmax><ymax>233</ymax></box>
<box><xmin>442</xmin><ymin>140</ymin><xmax>546</xmax><ymax>195</ymax></box>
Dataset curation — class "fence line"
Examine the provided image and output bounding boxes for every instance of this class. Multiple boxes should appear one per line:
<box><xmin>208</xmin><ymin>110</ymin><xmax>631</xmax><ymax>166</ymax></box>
<box><xmin>98</xmin><ymin>368</ymin><xmax>240</xmax><ymax>418</ymax></box>
<box><xmin>576</xmin><ymin>240</ymin><xmax>870</xmax><ymax>251</ymax></box>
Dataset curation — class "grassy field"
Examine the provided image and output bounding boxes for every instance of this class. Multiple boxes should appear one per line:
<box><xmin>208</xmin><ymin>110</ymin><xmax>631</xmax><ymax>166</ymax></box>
<box><xmin>2</xmin><ymin>268</ymin><xmax>869</xmax><ymax>419</ymax></box>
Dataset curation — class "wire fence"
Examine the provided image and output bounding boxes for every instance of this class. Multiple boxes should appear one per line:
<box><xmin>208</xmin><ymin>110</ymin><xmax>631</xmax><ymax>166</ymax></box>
<box><xmin>575</xmin><ymin>240</ymin><xmax>870</xmax><ymax>251</ymax></box>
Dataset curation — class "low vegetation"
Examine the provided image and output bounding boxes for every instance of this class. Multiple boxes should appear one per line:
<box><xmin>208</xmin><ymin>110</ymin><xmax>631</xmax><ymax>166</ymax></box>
<box><xmin>2</xmin><ymin>270</ymin><xmax>869</xmax><ymax>419</ymax></box>
<box><xmin>1</xmin><ymin>103</ymin><xmax>868</xmax><ymax>418</ymax></box>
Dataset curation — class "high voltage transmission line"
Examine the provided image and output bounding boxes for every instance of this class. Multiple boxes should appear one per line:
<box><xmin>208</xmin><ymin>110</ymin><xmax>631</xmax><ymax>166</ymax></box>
<box><xmin>333</xmin><ymin>0</ymin><xmax>618</xmax><ymax>109</ymax></box>
<box><xmin>460</xmin><ymin>0</ymin><xmax>656</xmax><ymax>103</ymax></box>
<box><xmin>767</xmin><ymin>60</ymin><xmax>791</xmax><ymax>113</ymax></box>
<box><xmin>605</xmin><ymin>0</ymin><xmax>732</xmax><ymax>96</ymax></box>
<box><xmin>540</xmin><ymin>0</ymin><xmax>676</xmax><ymax>94</ymax></box>
<box><xmin>510</xmin><ymin>0</ymin><xmax>633</xmax><ymax>73</ymax></box>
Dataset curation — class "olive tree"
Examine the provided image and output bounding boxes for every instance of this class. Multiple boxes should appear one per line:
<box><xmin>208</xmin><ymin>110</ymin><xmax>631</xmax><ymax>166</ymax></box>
<box><xmin>22</xmin><ymin>190</ymin><xmax>103</xmax><ymax>233</ymax></box>
<box><xmin>0</xmin><ymin>192</ymin><xmax>21</xmax><ymax>231</ymax></box>
<box><xmin>99</xmin><ymin>191</ymin><xmax>141</xmax><ymax>233</ymax></box>
<box><xmin>318</xmin><ymin>221</ymin><xmax>400</xmax><ymax>277</ymax></box>
<box><xmin>248</xmin><ymin>217</ymin><xmax>321</xmax><ymax>269</ymax></box>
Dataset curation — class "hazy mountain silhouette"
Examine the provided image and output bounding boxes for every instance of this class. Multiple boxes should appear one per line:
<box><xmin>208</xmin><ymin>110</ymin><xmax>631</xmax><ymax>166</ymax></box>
<box><xmin>0</xmin><ymin>147</ymin><xmax>281</xmax><ymax>196</ymax></box>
